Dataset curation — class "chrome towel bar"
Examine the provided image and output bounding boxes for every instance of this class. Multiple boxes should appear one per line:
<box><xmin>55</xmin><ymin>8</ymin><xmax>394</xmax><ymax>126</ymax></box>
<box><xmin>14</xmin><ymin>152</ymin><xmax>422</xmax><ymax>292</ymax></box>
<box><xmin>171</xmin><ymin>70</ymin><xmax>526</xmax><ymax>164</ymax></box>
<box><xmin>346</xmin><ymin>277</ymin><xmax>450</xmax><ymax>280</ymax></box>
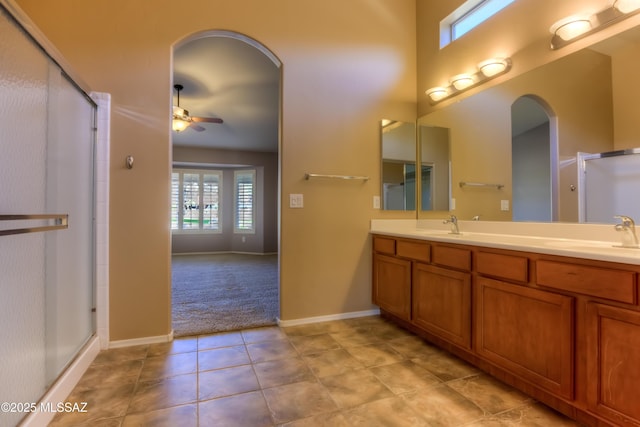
<box><xmin>459</xmin><ymin>181</ymin><xmax>504</xmax><ymax>189</ymax></box>
<box><xmin>305</xmin><ymin>173</ymin><xmax>369</xmax><ymax>181</ymax></box>
<box><xmin>0</xmin><ymin>214</ymin><xmax>69</xmax><ymax>237</ymax></box>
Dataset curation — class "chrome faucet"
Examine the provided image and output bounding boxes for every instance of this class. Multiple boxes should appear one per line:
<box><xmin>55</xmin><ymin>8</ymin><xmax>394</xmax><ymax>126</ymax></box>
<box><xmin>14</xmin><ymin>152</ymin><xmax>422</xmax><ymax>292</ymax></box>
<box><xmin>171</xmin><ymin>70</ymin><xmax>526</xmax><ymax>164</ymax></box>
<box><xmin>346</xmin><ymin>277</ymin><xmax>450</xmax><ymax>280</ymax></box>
<box><xmin>614</xmin><ymin>215</ymin><xmax>640</xmax><ymax>248</ymax></box>
<box><xmin>444</xmin><ymin>214</ymin><xmax>460</xmax><ymax>234</ymax></box>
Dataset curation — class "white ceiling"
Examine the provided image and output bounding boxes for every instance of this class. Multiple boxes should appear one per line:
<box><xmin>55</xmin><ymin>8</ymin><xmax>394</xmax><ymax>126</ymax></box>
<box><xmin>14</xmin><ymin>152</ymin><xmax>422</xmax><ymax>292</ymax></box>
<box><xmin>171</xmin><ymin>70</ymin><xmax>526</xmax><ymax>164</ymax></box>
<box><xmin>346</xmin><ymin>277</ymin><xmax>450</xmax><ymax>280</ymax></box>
<box><xmin>172</xmin><ymin>36</ymin><xmax>280</xmax><ymax>152</ymax></box>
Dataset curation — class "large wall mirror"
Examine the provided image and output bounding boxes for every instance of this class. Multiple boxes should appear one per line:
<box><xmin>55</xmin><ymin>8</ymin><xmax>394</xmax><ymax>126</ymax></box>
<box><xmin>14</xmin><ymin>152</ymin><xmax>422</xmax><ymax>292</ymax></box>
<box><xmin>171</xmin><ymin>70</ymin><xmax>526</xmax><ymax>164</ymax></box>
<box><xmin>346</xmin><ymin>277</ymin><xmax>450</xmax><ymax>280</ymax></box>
<box><xmin>417</xmin><ymin>23</ymin><xmax>640</xmax><ymax>223</ymax></box>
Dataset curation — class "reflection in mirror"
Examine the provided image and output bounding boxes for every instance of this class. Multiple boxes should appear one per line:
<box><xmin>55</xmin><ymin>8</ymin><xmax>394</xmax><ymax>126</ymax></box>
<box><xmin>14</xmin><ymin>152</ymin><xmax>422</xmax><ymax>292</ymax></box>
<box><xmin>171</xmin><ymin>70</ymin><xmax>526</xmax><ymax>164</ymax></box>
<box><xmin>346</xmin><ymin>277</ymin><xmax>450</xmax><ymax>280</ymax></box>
<box><xmin>419</xmin><ymin>125</ymin><xmax>450</xmax><ymax>212</ymax></box>
<box><xmin>511</xmin><ymin>95</ymin><xmax>554</xmax><ymax>222</ymax></box>
<box><xmin>381</xmin><ymin>120</ymin><xmax>416</xmax><ymax>210</ymax></box>
<box><xmin>417</xmin><ymin>23</ymin><xmax>640</xmax><ymax>223</ymax></box>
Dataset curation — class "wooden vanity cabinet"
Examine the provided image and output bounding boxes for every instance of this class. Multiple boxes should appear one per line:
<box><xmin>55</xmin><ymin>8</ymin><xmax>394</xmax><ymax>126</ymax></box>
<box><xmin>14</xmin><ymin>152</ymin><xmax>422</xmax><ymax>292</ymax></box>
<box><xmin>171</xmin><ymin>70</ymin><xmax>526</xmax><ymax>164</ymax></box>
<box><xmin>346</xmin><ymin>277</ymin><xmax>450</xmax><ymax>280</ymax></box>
<box><xmin>474</xmin><ymin>276</ymin><xmax>574</xmax><ymax>399</ymax></box>
<box><xmin>586</xmin><ymin>303</ymin><xmax>640</xmax><ymax>426</ymax></box>
<box><xmin>372</xmin><ymin>234</ymin><xmax>640</xmax><ymax>427</ymax></box>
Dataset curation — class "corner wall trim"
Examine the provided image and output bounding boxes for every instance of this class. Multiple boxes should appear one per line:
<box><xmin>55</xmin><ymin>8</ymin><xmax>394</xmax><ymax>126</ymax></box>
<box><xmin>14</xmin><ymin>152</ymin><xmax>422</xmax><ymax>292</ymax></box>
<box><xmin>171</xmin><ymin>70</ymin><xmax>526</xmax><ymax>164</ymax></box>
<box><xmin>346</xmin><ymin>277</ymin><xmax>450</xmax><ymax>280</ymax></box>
<box><xmin>109</xmin><ymin>330</ymin><xmax>174</xmax><ymax>349</ymax></box>
<box><xmin>277</xmin><ymin>308</ymin><xmax>380</xmax><ymax>328</ymax></box>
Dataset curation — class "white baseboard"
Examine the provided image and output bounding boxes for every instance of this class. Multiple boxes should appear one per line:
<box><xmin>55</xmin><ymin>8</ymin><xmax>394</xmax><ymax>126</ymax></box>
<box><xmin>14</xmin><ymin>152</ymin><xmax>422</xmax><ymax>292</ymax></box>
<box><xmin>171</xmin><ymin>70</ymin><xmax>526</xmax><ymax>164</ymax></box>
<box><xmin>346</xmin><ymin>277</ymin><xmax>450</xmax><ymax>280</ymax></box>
<box><xmin>21</xmin><ymin>336</ymin><xmax>100</xmax><ymax>427</ymax></box>
<box><xmin>277</xmin><ymin>308</ymin><xmax>381</xmax><ymax>327</ymax></box>
<box><xmin>109</xmin><ymin>330</ymin><xmax>174</xmax><ymax>349</ymax></box>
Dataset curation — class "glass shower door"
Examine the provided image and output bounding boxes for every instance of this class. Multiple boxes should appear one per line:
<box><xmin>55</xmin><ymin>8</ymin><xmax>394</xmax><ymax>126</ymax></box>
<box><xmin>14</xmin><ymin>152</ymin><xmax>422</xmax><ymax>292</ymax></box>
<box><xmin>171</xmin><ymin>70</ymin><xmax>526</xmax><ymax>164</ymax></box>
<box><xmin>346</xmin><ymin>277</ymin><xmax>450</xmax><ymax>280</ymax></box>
<box><xmin>0</xmin><ymin>5</ymin><xmax>96</xmax><ymax>426</ymax></box>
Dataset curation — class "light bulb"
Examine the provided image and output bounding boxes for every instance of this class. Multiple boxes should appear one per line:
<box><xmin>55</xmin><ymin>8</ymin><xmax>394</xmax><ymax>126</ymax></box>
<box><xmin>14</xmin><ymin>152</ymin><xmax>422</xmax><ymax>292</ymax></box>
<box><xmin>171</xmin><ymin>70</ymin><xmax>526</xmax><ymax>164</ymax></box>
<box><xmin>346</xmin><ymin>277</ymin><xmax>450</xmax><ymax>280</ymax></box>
<box><xmin>550</xmin><ymin>16</ymin><xmax>592</xmax><ymax>41</ymax></box>
<box><xmin>614</xmin><ymin>0</ymin><xmax>640</xmax><ymax>13</ymax></box>
<box><xmin>172</xmin><ymin>119</ymin><xmax>189</xmax><ymax>132</ymax></box>
<box><xmin>425</xmin><ymin>87</ymin><xmax>448</xmax><ymax>102</ymax></box>
<box><xmin>450</xmin><ymin>74</ymin><xmax>474</xmax><ymax>90</ymax></box>
<box><xmin>478</xmin><ymin>58</ymin><xmax>509</xmax><ymax>77</ymax></box>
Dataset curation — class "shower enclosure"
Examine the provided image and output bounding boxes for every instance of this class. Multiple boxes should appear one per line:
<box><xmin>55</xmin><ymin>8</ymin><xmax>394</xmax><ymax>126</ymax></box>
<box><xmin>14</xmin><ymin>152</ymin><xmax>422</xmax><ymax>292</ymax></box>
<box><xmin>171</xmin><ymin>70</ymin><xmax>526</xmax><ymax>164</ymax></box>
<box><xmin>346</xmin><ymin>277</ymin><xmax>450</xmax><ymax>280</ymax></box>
<box><xmin>0</xmin><ymin>3</ymin><xmax>96</xmax><ymax>426</ymax></box>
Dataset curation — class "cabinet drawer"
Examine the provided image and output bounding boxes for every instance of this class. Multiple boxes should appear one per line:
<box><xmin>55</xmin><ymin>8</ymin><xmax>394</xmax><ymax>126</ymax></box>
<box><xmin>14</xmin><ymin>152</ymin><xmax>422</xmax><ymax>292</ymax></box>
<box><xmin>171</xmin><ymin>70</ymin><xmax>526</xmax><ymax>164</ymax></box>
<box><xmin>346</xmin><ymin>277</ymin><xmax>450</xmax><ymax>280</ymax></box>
<box><xmin>396</xmin><ymin>239</ymin><xmax>430</xmax><ymax>263</ymax></box>
<box><xmin>537</xmin><ymin>260</ymin><xmax>636</xmax><ymax>304</ymax></box>
<box><xmin>373</xmin><ymin>236</ymin><xmax>396</xmax><ymax>255</ymax></box>
<box><xmin>432</xmin><ymin>245</ymin><xmax>471</xmax><ymax>271</ymax></box>
<box><xmin>477</xmin><ymin>251</ymin><xmax>528</xmax><ymax>283</ymax></box>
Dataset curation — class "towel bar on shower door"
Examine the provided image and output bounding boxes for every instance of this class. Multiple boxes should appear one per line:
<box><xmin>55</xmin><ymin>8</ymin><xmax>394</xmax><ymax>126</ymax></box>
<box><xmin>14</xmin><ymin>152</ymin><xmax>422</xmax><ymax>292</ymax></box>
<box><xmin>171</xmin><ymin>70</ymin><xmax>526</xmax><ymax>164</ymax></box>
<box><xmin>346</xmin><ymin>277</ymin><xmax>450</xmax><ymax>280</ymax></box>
<box><xmin>0</xmin><ymin>214</ymin><xmax>69</xmax><ymax>237</ymax></box>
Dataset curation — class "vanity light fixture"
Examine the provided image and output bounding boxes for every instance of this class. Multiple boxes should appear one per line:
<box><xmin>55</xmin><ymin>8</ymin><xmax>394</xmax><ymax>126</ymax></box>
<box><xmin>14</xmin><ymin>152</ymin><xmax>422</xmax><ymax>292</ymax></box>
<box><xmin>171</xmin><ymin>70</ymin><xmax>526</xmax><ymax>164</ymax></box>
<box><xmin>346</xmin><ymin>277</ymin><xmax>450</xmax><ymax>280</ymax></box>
<box><xmin>425</xmin><ymin>57</ymin><xmax>512</xmax><ymax>104</ymax></box>
<box><xmin>551</xmin><ymin>1</ymin><xmax>640</xmax><ymax>49</ymax></box>
<box><xmin>450</xmin><ymin>73</ymin><xmax>475</xmax><ymax>90</ymax></box>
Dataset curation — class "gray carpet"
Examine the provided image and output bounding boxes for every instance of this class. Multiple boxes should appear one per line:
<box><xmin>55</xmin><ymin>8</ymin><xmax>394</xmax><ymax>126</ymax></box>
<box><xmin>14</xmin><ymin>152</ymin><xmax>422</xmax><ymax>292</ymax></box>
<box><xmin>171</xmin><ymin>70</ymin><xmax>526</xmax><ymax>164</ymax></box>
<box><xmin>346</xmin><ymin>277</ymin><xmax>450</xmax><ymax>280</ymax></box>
<box><xmin>172</xmin><ymin>253</ymin><xmax>279</xmax><ymax>337</ymax></box>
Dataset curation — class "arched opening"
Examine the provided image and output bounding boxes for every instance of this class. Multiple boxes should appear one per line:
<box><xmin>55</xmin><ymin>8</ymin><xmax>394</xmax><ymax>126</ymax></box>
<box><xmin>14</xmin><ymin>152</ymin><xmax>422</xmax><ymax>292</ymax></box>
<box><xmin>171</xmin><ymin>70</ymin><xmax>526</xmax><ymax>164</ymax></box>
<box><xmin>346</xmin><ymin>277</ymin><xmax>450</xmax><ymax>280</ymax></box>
<box><xmin>511</xmin><ymin>95</ymin><xmax>558</xmax><ymax>222</ymax></box>
<box><xmin>170</xmin><ymin>31</ymin><xmax>281</xmax><ymax>336</ymax></box>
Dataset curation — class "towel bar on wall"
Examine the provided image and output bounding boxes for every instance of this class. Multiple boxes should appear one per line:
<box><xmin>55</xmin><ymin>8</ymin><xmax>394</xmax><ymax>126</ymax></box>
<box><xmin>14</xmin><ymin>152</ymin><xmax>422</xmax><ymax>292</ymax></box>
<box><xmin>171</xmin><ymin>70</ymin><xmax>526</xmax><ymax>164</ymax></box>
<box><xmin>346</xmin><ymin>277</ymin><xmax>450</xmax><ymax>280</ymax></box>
<box><xmin>0</xmin><ymin>214</ymin><xmax>69</xmax><ymax>237</ymax></box>
<box><xmin>459</xmin><ymin>181</ymin><xmax>504</xmax><ymax>189</ymax></box>
<box><xmin>305</xmin><ymin>173</ymin><xmax>369</xmax><ymax>181</ymax></box>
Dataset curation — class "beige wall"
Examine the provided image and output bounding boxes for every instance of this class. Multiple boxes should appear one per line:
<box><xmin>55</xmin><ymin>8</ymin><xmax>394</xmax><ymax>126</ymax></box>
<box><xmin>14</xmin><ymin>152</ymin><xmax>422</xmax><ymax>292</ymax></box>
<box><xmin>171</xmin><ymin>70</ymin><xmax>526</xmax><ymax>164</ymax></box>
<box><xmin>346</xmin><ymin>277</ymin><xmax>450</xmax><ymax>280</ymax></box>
<box><xmin>16</xmin><ymin>0</ymin><xmax>417</xmax><ymax>340</ymax></box>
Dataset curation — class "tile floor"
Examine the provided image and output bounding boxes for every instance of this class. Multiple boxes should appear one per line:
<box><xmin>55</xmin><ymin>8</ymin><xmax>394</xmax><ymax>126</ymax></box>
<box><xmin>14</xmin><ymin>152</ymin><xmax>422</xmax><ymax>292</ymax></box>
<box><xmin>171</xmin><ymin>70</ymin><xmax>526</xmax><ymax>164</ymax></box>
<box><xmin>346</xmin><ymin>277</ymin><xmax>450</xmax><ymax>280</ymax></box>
<box><xmin>50</xmin><ymin>316</ymin><xmax>581</xmax><ymax>426</ymax></box>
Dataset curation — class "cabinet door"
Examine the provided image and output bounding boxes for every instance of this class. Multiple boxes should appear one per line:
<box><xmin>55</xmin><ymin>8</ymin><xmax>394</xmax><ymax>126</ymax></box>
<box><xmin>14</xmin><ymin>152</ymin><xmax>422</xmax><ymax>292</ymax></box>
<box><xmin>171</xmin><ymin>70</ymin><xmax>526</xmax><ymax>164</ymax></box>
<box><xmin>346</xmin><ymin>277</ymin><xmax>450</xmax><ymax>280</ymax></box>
<box><xmin>475</xmin><ymin>277</ymin><xmax>574</xmax><ymax>399</ymax></box>
<box><xmin>586</xmin><ymin>303</ymin><xmax>640</xmax><ymax>426</ymax></box>
<box><xmin>412</xmin><ymin>263</ymin><xmax>471</xmax><ymax>349</ymax></box>
<box><xmin>372</xmin><ymin>253</ymin><xmax>411</xmax><ymax>320</ymax></box>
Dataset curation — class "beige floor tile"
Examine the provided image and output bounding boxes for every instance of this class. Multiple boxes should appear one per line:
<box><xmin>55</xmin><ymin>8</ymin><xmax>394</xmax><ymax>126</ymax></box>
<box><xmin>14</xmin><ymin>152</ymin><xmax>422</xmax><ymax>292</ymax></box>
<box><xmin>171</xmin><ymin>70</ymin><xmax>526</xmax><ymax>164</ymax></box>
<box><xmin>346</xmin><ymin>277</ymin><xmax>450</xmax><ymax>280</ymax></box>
<box><xmin>319</xmin><ymin>369</ymin><xmax>394</xmax><ymax>408</ymax></box>
<box><xmin>197</xmin><ymin>331</ymin><xmax>244</xmax><ymax>350</ymax></box>
<box><xmin>253</xmin><ymin>356</ymin><xmax>315</xmax><ymax>388</ymax></box>
<box><xmin>447</xmin><ymin>374</ymin><xmax>532</xmax><ymax>414</ymax></box>
<box><xmin>128</xmin><ymin>373</ymin><xmax>197</xmax><ymax>414</ymax></box>
<box><xmin>282</xmin><ymin>322</ymin><xmax>333</xmax><ymax>337</ymax></box>
<box><xmin>370</xmin><ymin>360</ymin><xmax>442</xmax><ymax>394</ymax></box>
<box><xmin>198</xmin><ymin>364</ymin><xmax>260</xmax><ymax>400</ymax></box>
<box><xmin>73</xmin><ymin>358</ymin><xmax>143</xmax><ymax>391</ymax></box>
<box><xmin>465</xmin><ymin>402</ymin><xmax>580</xmax><ymax>426</ymax></box>
<box><xmin>199</xmin><ymin>391</ymin><xmax>273</xmax><ymax>427</ymax></box>
<box><xmin>138</xmin><ymin>351</ymin><xmax>198</xmax><ymax>381</ymax></box>
<box><xmin>241</xmin><ymin>326</ymin><xmax>288</xmax><ymax>343</ymax></box>
<box><xmin>342</xmin><ymin>396</ymin><xmax>431</xmax><ymax>426</ymax></box>
<box><xmin>386</xmin><ymin>334</ymin><xmax>444</xmax><ymax>359</ymax></box>
<box><xmin>121</xmin><ymin>403</ymin><xmax>197</xmax><ymax>427</ymax></box>
<box><xmin>402</xmin><ymin>384</ymin><xmax>486</xmax><ymax>427</ymax></box>
<box><xmin>345</xmin><ymin>343</ymin><xmax>404</xmax><ymax>367</ymax></box>
<box><xmin>198</xmin><ymin>345</ymin><xmax>250</xmax><ymax>371</ymax></box>
<box><xmin>49</xmin><ymin>383</ymin><xmax>135</xmax><ymax>426</ymax></box>
<box><xmin>289</xmin><ymin>333</ymin><xmax>341</xmax><ymax>355</ymax></box>
<box><xmin>147</xmin><ymin>337</ymin><xmax>198</xmax><ymax>357</ymax></box>
<box><xmin>92</xmin><ymin>345</ymin><xmax>148</xmax><ymax>365</ymax></box>
<box><xmin>411</xmin><ymin>352</ymin><xmax>480</xmax><ymax>382</ymax></box>
<box><xmin>329</xmin><ymin>327</ymin><xmax>382</xmax><ymax>347</ymax></box>
<box><xmin>246</xmin><ymin>339</ymin><xmax>298</xmax><ymax>363</ymax></box>
<box><xmin>302</xmin><ymin>348</ymin><xmax>365</xmax><ymax>378</ymax></box>
<box><xmin>280</xmin><ymin>411</ymin><xmax>351</xmax><ymax>427</ymax></box>
<box><xmin>262</xmin><ymin>380</ymin><xmax>338</xmax><ymax>424</ymax></box>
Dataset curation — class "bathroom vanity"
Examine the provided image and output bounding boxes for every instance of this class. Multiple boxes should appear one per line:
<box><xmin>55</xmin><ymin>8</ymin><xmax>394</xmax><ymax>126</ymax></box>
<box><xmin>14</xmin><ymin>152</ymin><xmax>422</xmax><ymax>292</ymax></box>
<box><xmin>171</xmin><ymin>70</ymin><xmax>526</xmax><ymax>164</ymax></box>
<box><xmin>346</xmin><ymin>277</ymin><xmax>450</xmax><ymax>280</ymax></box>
<box><xmin>371</xmin><ymin>221</ymin><xmax>640</xmax><ymax>427</ymax></box>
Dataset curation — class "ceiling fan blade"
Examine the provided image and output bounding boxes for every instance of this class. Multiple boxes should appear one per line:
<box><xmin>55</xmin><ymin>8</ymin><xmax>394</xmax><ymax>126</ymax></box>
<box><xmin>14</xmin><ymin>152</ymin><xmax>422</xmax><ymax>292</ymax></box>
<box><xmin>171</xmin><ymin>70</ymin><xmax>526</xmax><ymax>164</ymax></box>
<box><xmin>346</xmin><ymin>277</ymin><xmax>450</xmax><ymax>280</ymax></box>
<box><xmin>192</xmin><ymin>116</ymin><xmax>223</xmax><ymax>124</ymax></box>
<box><xmin>190</xmin><ymin>123</ymin><xmax>206</xmax><ymax>132</ymax></box>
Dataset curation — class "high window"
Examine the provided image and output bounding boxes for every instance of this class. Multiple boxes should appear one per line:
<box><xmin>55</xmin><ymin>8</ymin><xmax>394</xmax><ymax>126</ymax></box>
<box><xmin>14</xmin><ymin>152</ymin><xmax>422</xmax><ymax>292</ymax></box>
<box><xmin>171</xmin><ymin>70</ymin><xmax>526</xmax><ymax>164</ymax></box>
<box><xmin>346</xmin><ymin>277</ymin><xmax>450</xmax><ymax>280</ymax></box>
<box><xmin>171</xmin><ymin>169</ymin><xmax>222</xmax><ymax>232</ymax></box>
<box><xmin>441</xmin><ymin>0</ymin><xmax>516</xmax><ymax>48</ymax></box>
<box><xmin>234</xmin><ymin>170</ymin><xmax>256</xmax><ymax>233</ymax></box>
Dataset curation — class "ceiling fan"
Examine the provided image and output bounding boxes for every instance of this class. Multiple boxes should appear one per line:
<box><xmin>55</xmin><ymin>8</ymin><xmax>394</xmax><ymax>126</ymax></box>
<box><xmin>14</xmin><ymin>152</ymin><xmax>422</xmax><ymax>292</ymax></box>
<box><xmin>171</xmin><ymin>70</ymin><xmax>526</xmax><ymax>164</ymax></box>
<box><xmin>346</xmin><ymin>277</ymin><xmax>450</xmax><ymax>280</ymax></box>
<box><xmin>172</xmin><ymin>84</ymin><xmax>223</xmax><ymax>132</ymax></box>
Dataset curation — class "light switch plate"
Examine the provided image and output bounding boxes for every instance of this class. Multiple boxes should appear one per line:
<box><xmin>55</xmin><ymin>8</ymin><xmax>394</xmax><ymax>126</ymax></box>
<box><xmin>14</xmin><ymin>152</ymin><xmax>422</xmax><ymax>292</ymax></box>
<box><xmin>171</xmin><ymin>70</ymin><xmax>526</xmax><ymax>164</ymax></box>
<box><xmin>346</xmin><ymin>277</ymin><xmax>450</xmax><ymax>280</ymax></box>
<box><xmin>373</xmin><ymin>196</ymin><xmax>380</xmax><ymax>209</ymax></box>
<box><xmin>451</xmin><ymin>198</ymin><xmax>456</xmax><ymax>210</ymax></box>
<box><xmin>289</xmin><ymin>193</ymin><xmax>303</xmax><ymax>208</ymax></box>
<box><xmin>501</xmin><ymin>199</ymin><xmax>509</xmax><ymax>211</ymax></box>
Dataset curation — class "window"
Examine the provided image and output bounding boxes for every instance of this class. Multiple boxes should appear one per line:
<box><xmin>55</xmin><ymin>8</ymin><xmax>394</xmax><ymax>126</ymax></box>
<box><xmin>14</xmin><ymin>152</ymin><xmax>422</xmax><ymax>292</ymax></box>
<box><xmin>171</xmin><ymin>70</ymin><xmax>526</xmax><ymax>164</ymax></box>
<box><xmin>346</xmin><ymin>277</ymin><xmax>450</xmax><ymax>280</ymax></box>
<box><xmin>440</xmin><ymin>0</ymin><xmax>516</xmax><ymax>48</ymax></box>
<box><xmin>171</xmin><ymin>169</ymin><xmax>222</xmax><ymax>232</ymax></box>
<box><xmin>234</xmin><ymin>170</ymin><xmax>255</xmax><ymax>233</ymax></box>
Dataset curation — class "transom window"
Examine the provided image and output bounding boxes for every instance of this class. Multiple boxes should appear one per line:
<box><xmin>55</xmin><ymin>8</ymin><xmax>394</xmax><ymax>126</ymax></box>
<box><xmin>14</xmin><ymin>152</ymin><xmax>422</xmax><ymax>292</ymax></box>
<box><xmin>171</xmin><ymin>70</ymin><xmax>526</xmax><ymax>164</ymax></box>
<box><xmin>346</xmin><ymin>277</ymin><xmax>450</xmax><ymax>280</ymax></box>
<box><xmin>440</xmin><ymin>0</ymin><xmax>516</xmax><ymax>48</ymax></box>
<box><xmin>171</xmin><ymin>169</ymin><xmax>222</xmax><ymax>232</ymax></box>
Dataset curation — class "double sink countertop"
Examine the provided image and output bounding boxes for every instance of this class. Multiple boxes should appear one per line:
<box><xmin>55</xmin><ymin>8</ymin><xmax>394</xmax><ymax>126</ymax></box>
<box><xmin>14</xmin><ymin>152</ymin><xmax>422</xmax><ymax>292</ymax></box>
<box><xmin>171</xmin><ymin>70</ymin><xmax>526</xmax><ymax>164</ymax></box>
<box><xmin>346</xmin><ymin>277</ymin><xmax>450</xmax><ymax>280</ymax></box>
<box><xmin>371</xmin><ymin>219</ymin><xmax>640</xmax><ymax>265</ymax></box>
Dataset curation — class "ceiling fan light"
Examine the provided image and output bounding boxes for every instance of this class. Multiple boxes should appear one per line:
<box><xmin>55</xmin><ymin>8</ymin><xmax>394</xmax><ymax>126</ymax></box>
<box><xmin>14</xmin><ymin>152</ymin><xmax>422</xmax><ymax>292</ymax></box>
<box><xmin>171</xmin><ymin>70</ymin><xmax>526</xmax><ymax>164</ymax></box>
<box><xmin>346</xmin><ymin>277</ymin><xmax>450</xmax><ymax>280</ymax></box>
<box><xmin>172</xmin><ymin>118</ymin><xmax>189</xmax><ymax>132</ymax></box>
<box><xmin>550</xmin><ymin>16</ymin><xmax>592</xmax><ymax>41</ymax></box>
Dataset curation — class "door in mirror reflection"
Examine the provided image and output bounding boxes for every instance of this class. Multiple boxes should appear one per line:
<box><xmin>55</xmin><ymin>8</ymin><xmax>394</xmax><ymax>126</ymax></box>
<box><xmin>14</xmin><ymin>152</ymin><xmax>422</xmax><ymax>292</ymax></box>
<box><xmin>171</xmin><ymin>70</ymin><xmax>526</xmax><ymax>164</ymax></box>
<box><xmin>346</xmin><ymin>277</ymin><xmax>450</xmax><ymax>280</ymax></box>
<box><xmin>511</xmin><ymin>95</ymin><xmax>557</xmax><ymax>221</ymax></box>
<box><xmin>381</xmin><ymin>120</ymin><xmax>416</xmax><ymax>211</ymax></box>
<box><xmin>419</xmin><ymin>125</ymin><xmax>450</xmax><ymax>211</ymax></box>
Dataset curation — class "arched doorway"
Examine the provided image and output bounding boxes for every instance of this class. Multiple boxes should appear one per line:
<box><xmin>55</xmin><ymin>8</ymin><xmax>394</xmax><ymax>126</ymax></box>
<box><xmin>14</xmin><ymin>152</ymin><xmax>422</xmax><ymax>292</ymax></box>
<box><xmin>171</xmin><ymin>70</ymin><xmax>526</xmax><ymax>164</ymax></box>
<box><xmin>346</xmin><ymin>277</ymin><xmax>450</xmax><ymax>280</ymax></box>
<box><xmin>170</xmin><ymin>31</ymin><xmax>281</xmax><ymax>336</ymax></box>
<box><xmin>511</xmin><ymin>95</ymin><xmax>558</xmax><ymax>222</ymax></box>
